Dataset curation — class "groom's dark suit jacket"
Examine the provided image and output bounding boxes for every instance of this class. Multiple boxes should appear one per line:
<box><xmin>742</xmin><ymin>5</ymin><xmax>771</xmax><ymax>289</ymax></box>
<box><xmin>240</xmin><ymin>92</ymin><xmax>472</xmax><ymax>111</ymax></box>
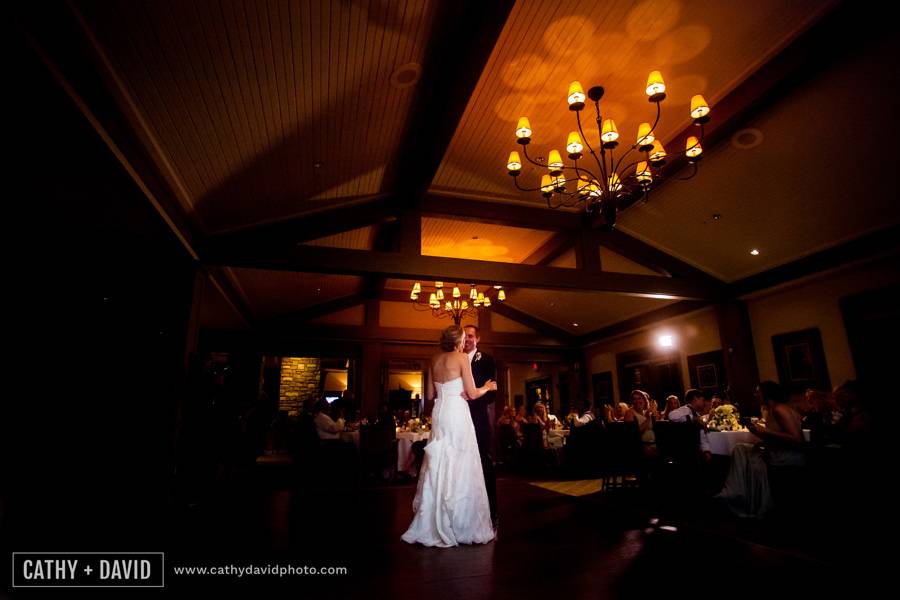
<box><xmin>468</xmin><ymin>351</ymin><xmax>496</xmax><ymax>454</ymax></box>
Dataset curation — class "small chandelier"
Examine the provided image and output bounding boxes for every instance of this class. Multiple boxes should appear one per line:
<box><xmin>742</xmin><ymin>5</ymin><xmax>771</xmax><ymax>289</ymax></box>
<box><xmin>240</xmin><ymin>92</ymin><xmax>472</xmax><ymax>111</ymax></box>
<box><xmin>505</xmin><ymin>72</ymin><xmax>711</xmax><ymax>226</ymax></box>
<box><xmin>409</xmin><ymin>281</ymin><xmax>506</xmax><ymax>325</ymax></box>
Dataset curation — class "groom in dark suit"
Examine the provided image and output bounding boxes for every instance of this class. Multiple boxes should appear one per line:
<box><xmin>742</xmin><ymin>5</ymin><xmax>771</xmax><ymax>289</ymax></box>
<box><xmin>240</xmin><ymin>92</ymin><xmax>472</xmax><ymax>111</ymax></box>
<box><xmin>463</xmin><ymin>324</ymin><xmax>498</xmax><ymax>527</ymax></box>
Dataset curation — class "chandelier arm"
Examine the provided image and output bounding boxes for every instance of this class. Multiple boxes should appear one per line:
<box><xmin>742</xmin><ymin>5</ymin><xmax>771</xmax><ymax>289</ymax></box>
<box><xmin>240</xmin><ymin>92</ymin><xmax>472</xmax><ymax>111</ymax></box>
<box><xmin>512</xmin><ymin>176</ymin><xmax>547</xmax><ymax>193</ymax></box>
<box><xmin>546</xmin><ymin>194</ymin><xmax>566</xmax><ymax>209</ymax></box>
<box><xmin>616</xmin><ymin>153</ymin><xmax>652</xmax><ymax>176</ymax></box>
<box><xmin>673</xmin><ymin>161</ymin><xmax>699</xmax><ymax>181</ymax></box>
<box><xmin>521</xmin><ymin>144</ymin><xmax>550</xmax><ymax>169</ymax></box>
<box><xmin>568</xmin><ymin>160</ymin><xmax>600</xmax><ymax>183</ymax></box>
<box><xmin>646</xmin><ymin>101</ymin><xmax>663</xmax><ymax>138</ymax></box>
<box><xmin>577</xmin><ymin>109</ymin><xmax>608</xmax><ymax>184</ymax></box>
<box><xmin>612</xmin><ymin>102</ymin><xmax>662</xmax><ymax>176</ymax></box>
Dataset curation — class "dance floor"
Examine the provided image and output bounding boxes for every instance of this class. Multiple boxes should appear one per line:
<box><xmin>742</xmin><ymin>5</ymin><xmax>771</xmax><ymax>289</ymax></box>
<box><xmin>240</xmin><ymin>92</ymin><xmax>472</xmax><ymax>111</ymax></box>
<box><xmin>6</xmin><ymin>464</ymin><xmax>880</xmax><ymax>598</ymax></box>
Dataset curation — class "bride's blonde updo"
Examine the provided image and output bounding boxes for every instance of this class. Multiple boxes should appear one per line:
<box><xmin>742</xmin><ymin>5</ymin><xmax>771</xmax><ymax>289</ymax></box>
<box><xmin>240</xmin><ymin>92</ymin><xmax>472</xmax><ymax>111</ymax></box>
<box><xmin>439</xmin><ymin>324</ymin><xmax>464</xmax><ymax>352</ymax></box>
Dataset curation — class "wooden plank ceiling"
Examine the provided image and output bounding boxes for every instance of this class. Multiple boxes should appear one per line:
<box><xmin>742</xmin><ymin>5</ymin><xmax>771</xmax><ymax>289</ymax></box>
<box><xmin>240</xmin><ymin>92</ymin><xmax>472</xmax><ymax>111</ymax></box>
<box><xmin>22</xmin><ymin>0</ymin><xmax>900</xmax><ymax>341</ymax></box>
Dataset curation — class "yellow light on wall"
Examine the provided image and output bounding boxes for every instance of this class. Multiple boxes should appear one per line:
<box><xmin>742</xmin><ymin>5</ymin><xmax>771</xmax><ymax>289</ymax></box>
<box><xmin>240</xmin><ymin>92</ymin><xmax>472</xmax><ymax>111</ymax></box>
<box><xmin>601</xmin><ymin>119</ymin><xmax>619</xmax><ymax>144</ymax></box>
<box><xmin>452</xmin><ymin>286</ymin><xmax>461</xmax><ymax>298</ymax></box>
<box><xmin>547</xmin><ymin>149</ymin><xmax>564</xmax><ymax>176</ymax></box>
<box><xmin>498</xmin><ymin>289</ymin><xmax>506</xmax><ymax>301</ymax></box>
<box><xmin>690</xmin><ymin>95</ymin><xmax>710</xmax><ymax>120</ymax></box>
<box><xmin>566</xmin><ymin>131</ymin><xmax>584</xmax><ymax>157</ymax></box>
<box><xmin>646</xmin><ymin>71</ymin><xmax>666</xmax><ymax>99</ymax></box>
<box><xmin>649</xmin><ymin>140</ymin><xmax>667</xmax><ymax>163</ymax></box>
<box><xmin>516</xmin><ymin>116</ymin><xmax>532</xmax><ymax>141</ymax></box>
<box><xmin>685</xmin><ymin>136</ymin><xmax>703</xmax><ymax>158</ymax></box>
<box><xmin>636</xmin><ymin>161</ymin><xmax>652</xmax><ymax>184</ymax></box>
<box><xmin>567</xmin><ymin>81</ymin><xmax>586</xmax><ymax>109</ymax></box>
<box><xmin>507</xmin><ymin>151</ymin><xmax>521</xmax><ymax>173</ymax></box>
<box><xmin>636</xmin><ymin>122</ymin><xmax>655</xmax><ymax>148</ymax></box>
<box><xmin>541</xmin><ymin>174</ymin><xmax>554</xmax><ymax>195</ymax></box>
<box><xmin>413</xmin><ymin>282</ymin><xmax>421</xmax><ymax>294</ymax></box>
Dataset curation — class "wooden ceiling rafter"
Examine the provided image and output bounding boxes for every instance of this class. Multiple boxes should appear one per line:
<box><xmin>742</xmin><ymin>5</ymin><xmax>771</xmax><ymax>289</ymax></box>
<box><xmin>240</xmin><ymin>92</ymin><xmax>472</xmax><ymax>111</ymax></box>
<box><xmin>205</xmin><ymin>244</ymin><xmax>722</xmax><ymax>300</ymax></box>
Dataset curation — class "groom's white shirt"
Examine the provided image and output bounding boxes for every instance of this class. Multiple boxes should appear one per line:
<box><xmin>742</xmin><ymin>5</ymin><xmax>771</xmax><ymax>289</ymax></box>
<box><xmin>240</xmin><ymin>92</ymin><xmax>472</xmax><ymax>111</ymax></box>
<box><xmin>467</xmin><ymin>349</ymin><xmax>477</xmax><ymax>364</ymax></box>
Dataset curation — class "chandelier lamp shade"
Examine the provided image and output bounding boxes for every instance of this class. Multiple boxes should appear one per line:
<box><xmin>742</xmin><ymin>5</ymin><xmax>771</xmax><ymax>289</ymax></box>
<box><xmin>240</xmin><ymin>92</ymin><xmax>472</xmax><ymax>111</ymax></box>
<box><xmin>506</xmin><ymin>72</ymin><xmax>711</xmax><ymax>227</ymax></box>
<box><xmin>409</xmin><ymin>281</ymin><xmax>505</xmax><ymax>325</ymax></box>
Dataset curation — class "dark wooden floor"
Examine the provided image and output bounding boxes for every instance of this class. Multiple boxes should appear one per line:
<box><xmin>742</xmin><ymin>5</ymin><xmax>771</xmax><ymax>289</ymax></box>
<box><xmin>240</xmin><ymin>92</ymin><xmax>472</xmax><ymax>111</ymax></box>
<box><xmin>6</xmin><ymin>461</ymin><xmax>883</xmax><ymax>598</ymax></box>
<box><xmin>159</xmin><ymin>465</ymin><xmax>875</xmax><ymax>598</ymax></box>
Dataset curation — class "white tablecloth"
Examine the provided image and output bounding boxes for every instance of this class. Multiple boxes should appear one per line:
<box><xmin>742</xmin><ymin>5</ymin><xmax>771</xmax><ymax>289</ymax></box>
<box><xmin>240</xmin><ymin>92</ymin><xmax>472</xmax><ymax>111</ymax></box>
<box><xmin>397</xmin><ymin>431</ymin><xmax>430</xmax><ymax>476</ymax></box>
<box><xmin>708</xmin><ymin>430</ymin><xmax>760</xmax><ymax>455</ymax></box>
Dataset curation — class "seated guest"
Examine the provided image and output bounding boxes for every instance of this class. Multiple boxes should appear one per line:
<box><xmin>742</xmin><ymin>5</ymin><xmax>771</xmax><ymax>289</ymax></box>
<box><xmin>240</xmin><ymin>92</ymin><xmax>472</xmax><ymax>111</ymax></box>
<box><xmin>570</xmin><ymin>404</ymin><xmax>596</xmax><ymax>428</ymax></box>
<box><xmin>514</xmin><ymin>405</ymin><xmax>528</xmax><ymax>444</ymax></box>
<box><xmin>497</xmin><ymin>405</ymin><xmax>515</xmax><ymax>427</ymax></box>
<box><xmin>529</xmin><ymin>402</ymin><xmax>551</xmax><ymax>447</ymax></box>
<box><xmin>661</xmin><ymin>394</ymin><xmax>681</xmax><ymax>420</ymax></box>
<box><xmin>709</xmin><ymin>395</ymin><xmax>722</xmax><ymax>412</ymax></box>
<box><xmin>667</xmin><ymin>389</ymin><xmax>711</xmax><ymax>462</ymax></box>
<box><xmin>717</xmin><ymin>381</ymin><xmax>805</xmax><ymax>517</ymax></box>
<box><xmin>624</xmin><ymin>390</ymin><xmax>656</xmax><ymax>450</ymax></box>
<box><xmin>647</xmin><ymin>397</ymin><xmax>660</xmax><ymax>419</ymax></box>
<box><xmin>313</xmin><ymin>400</ymin><xmax>345</xmax><ymax>440</ymax></box>
<box><xmin>801</xmin><ymin>388</ymin><xmax>836</xmax><ymax>444</ymax></box>
<box><xmin>613</xmin><ymin>402</ymin><xmax>630</xmax><ymax>422</ymax></box>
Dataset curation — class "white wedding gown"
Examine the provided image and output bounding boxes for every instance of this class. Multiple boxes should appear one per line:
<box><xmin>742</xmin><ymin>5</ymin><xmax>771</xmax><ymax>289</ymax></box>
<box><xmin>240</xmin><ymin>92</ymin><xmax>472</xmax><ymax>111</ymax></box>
<box><xmin>401</xmin><ymin>377</ymin><xmax>495</xmax><ymax>547</ymax></box>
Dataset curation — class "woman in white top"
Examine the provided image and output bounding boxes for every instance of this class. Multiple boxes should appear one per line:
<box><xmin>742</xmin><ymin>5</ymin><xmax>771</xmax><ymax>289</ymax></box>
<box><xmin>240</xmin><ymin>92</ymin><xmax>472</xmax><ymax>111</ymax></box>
<box><xmin>624</xmin><ymin>390</ymin><xmax>656</xmax><ymax>446</ymax></box>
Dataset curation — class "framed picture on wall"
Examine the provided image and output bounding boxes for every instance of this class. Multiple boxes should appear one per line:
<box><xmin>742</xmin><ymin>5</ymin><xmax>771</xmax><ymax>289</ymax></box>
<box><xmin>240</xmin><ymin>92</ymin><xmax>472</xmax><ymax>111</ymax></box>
<box><xmin>687</xmin><ymin>350</ymin><xmax>726</xmax><ymax>396</ymax></box>
<box><xmin>772</xmin><ymin>328</ymin><xmax>830</xmax><ymax>395</ymax></box>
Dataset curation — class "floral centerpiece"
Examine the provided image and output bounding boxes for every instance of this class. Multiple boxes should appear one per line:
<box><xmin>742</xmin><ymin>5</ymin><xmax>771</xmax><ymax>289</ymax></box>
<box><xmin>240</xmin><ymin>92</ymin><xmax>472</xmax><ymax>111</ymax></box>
<box><xmin>407</xmin><ymin>417</ymin><xmax>423</xmax><ymax>433</ymax></box>
<box><xmin>707</xmin><ymin>404</ymin><xmax>742</xmax><ymax>431</ymax></box>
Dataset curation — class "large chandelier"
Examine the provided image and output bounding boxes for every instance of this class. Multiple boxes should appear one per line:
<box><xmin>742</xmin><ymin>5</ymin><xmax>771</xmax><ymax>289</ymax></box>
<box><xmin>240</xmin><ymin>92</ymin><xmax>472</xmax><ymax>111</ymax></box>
<box><xmin>505</xmin><ymin>72</ymin><xmax>711</xmax><ymax>226</ymax></box>
<box><xmin>409</xmin><ymin>281</ymin><xmax>506</xmax><ymax>325</ymax></box>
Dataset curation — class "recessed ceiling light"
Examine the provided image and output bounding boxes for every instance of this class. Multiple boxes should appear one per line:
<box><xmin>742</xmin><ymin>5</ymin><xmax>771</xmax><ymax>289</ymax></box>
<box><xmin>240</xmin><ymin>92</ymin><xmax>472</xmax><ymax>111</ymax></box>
<box><xmin>750</xmin><ymin>249</ymin><xmax>760</xmax><ymax>255</ymax></box>
<box><xmin>712</xmin><ymin>213</ymin><xmax>722</xmax><ymax>220</ymax></box>
<box><xmin>658</xmin><ymin>334</ymin><xmax>674</xmax><ymax>348</ymax></box>
<box><xmin>389</xmin><ymin>62</ymin><xmax>422</xmax><ymax>89</ymax></box>
<box><xmin>313</xmin><ymin>161</ymin><xmax>323</xmax><ymax>169</ymax></box>
<box><xmin>731</xmin><ymin>128</ymin><xmax>764</xmax><ymax>150</ymax></box>
<box><xmin>572</xmin><ymin>323</ymin><xmax>579</xmax><ymax>327</ymax></box>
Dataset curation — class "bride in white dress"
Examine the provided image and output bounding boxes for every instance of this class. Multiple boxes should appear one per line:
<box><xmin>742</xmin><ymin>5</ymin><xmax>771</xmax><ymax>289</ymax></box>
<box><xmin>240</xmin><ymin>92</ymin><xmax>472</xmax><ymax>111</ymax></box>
<box><xmin>401</xmin><ymin>325</ymin><xmax>497</xmax><ymax>547</ymax></box>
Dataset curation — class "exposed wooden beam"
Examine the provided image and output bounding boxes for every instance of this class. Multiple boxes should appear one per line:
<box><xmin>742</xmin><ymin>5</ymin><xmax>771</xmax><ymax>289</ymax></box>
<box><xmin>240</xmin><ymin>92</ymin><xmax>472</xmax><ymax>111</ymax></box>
<box><xmin>17</xmin><ymin>4</ymin><xmax>203</xmax><ymax>259</ymax></box>
<box><xmin>491</xmin><ymin>303</ymin><xmax>578</xmax><ymax>344</ymax></box>
<box><xmin>206</xmin><ymin>245</ymin><xmax>722</xmax><ymax>299</ymax></box>
<box><xmin>576</xmin><ymin>228</ymin><xmax>603</xmax><ymax>272</ymax></box>
<box><xmin>398</xmin><ymin>209</ymin><xmax>422</xmax><ymax>256</ymax></box>
<box><xmin>384</xmin><ymin>1</ymin><xmax>516</xmax><ymax>206</ymax></box>
<box><xmin>203</xmin><ymin>195</ymin><xmax>397</xmax><ymax>255</ymax></box>
<box><xmin>578</xmin><ymin>301</ymin><xmax>711</xmax><ymax>346</ymax></box>
<box><xmin>202</xmin><ymin>266</ymin><xmax>255</xmax><ymax>328</ymax></box>
<box><xmin>422</xmin><ymin>194</ymin><xmax>583</xmax><ymax>232</ymax></box>
<box><xmin>523</xmin><ymin>232</ymin><xmax>576</xmax><ymax>265</ymax></box>
<box><xmin>378</xmin><ymin>289</ymin><xmax>575</xmax><ymax>345</ymax></box>
<box><xmin>203</xmin><ymin>325</ymin><xmax>571</xmax><ymax>350</ymax></box>
<box><xmin>729</xmin><ymin>225</ymin><xmax>900</xmax><ymax>298</ymax></box>
<box><xmin>598</xmin><ymin>229</ymin><xmax>725</xmax><ymax>291</ymax></box>
<box><xmin>292</xmin><ymin>325</ymin><xmax>571</xmax><ymax>348</ymax></box>
<box><xmin>258</xmin><ymin>294</ymin><xmax>366</xmax><ymax>329</ymax></box>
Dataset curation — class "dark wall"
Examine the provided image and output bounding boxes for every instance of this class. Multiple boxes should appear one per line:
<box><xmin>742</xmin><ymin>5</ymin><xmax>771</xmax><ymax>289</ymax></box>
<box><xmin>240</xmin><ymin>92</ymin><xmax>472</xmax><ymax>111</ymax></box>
<box><xmin>7</xmin><ymin>30</ymin><xmax>195</xmax><ymax>550</ymax></box>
